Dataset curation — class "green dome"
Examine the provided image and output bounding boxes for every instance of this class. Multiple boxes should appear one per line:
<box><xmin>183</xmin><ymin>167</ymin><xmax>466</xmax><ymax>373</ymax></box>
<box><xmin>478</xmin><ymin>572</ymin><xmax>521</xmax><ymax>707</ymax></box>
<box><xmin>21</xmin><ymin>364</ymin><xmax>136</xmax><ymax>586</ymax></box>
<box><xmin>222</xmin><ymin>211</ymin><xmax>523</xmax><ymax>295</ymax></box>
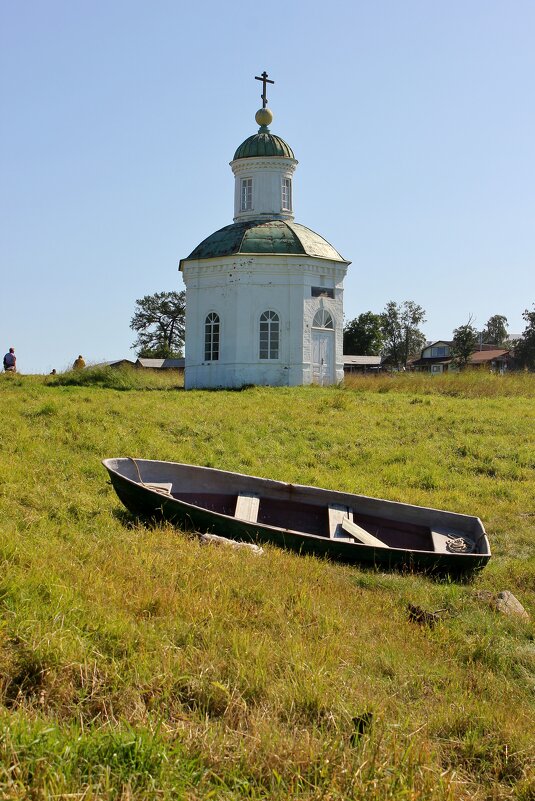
<box><xmin>183</xmin><ymin>219</ymin><xmax>346</xmax><ymax>263</ymax></box>
<box><xmin>233</xmin><ymin>129</ymin><xmax>295</xmax><ymax>160</ymax></box>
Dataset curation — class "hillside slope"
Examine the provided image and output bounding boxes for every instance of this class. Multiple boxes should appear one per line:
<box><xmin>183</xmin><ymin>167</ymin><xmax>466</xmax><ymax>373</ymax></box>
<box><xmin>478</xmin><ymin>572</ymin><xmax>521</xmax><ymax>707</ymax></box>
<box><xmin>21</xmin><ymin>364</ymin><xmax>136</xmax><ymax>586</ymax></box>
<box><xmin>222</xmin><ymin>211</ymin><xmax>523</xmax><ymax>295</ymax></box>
<box><xmin>0</xmin><ymin>371</ymin><xmax>534</xmax><ymax>799</ymax></box>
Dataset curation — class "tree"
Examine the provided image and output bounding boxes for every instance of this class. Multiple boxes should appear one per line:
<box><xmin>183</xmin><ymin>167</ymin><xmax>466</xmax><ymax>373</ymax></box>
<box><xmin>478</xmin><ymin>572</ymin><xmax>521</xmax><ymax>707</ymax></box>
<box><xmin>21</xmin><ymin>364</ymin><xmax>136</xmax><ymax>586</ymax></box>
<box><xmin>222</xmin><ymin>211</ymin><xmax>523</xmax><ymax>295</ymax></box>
<box><xmin>130</xmin><ymin>291</ymin><xmax>186</xmax><ymax>358</ymax></box>
<box><xmin>380</xmin><ymin>300</ymin><xmax>426</xmax><ymax>367</ymax></box>
<box><xmin>451</xmin><ymin>318</ymin><xmax>479</xmax><ymax>369</ymax></box>
<box><xmin>481</xmin><ymin>314</ymin><xmax>508</xmax><ymax>347</ymax></box>
<box><xmin>343</xmin><ymin>312</ymin><xmax>384</xmax><ymax>355</ymax></box>
<box><xmin>515</xmin><ymin>305</ymin><xmax>535</xmax><ymax>370</ymax></box>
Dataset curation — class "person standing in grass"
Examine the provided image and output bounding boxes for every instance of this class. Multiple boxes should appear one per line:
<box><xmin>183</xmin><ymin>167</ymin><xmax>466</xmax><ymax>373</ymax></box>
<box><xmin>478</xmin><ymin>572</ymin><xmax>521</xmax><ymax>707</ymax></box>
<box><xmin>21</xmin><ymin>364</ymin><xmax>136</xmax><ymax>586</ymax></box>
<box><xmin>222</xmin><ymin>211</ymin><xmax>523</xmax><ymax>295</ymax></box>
<box><xmin>73</xmin><ymin>355</ymin><xmax>86</xmax><ymax>370</ymax></box>
<box><xmin>3</xmin><ymin>347</ymin><xmax>16</xmax><ymax>372</ymax></box>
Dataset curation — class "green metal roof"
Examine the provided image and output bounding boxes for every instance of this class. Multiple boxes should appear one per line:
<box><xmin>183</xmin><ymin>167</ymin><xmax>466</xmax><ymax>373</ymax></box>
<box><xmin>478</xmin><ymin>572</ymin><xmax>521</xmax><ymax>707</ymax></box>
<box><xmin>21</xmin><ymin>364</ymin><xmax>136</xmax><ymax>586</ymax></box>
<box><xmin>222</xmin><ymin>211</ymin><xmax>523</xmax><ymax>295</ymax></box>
<box><xmin>233</xmin><ymin>129</ymin><xmax>295</xmax><ymax>160</ymax></box>
<box><xmin>183</xmin><ymin>219</ymin><xmax>347</xmax><ymax>263</ymax></box>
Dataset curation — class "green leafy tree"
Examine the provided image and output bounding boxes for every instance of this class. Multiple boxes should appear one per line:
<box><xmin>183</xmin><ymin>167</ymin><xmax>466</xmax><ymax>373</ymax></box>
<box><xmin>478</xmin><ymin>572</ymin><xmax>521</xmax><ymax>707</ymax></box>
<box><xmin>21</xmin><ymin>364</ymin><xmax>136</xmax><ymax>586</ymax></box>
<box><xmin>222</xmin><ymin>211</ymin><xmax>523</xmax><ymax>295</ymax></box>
<box><xmin>343</xmin><ymin>312</ymin><xmax>384</xmax><ymax>355</ymax></box>
<box><xmin>481</xmin><ymin>314</ymin><xmax>508</xmax><ymax>347</ymax></box>
<box><xmin>381</xmin><ymin>301</ymin><xmax>426</xmax><ymax>367</ymax></box>
<box><xmin>130</xmin><ymin>291</ymin><xmax>186</xmax><ymax>358</ymax></box>
<box><xmin>515</xmin><ymin>305</ymin><xmax>535</xmax><ymax>370</ymax></box>
<box><xmin>451</xmin><ymin>318</ymin><xmax>479</xmax><ymax>369</ymax></box>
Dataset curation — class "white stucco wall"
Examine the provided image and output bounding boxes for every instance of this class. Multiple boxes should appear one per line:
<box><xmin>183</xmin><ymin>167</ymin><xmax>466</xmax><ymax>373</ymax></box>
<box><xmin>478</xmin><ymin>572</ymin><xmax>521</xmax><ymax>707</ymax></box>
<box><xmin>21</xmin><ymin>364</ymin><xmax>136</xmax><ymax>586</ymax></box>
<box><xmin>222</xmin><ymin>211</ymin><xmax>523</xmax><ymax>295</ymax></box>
<box><xmin>181</xmin><ymin>254</ymin><xmax>348</xmax><ymax>389</ymax></box>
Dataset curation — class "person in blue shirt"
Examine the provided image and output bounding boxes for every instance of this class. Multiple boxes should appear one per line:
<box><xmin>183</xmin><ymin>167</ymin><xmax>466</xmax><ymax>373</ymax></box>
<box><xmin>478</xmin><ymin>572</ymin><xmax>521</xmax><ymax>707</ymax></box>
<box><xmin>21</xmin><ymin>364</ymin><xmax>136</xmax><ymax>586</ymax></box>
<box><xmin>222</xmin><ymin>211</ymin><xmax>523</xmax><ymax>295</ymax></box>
<box><xmin>3</xmin><ymin>347</ymin><xmax>16</xmax><ymax>372</ymax></box>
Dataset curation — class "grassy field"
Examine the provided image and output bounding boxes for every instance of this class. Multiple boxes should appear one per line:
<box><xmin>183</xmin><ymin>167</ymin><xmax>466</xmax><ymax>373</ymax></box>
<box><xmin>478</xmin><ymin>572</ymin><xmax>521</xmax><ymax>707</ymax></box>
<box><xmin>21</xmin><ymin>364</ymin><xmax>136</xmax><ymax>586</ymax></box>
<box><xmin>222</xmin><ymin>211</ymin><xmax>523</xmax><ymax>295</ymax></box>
<box><xmin>0</xmin><ymin>368</ymin><xmax>534</xmax><ymax>800</ymax></box>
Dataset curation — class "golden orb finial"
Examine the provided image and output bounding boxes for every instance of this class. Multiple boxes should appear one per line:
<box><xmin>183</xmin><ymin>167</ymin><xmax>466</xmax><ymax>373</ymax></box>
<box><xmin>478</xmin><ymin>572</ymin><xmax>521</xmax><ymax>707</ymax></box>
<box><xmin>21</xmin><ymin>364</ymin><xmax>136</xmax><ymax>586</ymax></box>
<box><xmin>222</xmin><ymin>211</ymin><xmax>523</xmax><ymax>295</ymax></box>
<box><xmin>255</xmin><ymin>107</ymin><xmax>273</xmax><ymax>127</ymax></box>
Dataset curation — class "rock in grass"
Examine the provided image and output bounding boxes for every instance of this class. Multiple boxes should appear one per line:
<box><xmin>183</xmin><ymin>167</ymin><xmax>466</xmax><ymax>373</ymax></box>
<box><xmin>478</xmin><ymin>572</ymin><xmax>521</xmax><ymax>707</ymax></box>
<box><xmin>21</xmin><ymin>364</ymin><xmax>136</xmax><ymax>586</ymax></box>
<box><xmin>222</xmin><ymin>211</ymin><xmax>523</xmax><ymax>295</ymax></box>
<box><xmin>475</xmin><ymin>590</ymin><xmax>530</xmax><ymax>621</ymax></box>
<box><xmin>199</xmin><ymin>532</ymin><xmax>263</xmax><ymax>555</ymax></box>
<box><xmin>495</xmin><ymin>591</ymin><xmax>530</xmax><ymax>620</ymax></box>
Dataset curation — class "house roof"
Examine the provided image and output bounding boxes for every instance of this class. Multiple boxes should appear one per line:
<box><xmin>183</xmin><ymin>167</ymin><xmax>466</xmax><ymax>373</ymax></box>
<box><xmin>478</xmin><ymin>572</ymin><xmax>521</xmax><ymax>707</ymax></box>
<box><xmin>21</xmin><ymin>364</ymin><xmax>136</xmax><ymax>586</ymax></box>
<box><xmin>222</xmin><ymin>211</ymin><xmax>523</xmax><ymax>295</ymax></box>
<box><xmin>468</xmin><ymin>349</ymin><xmax>510</xmax><ymax>364</ymax></box>
<box><xmin>343</xmin><ymin>355</ymin><xmax>382</xmax><ymax>366</ymax></box>
<box><xmin>136</xmin><ymin>358</ymin><xmax>185</xmax><ymax>369</ymax></box>
<box><xmin>93</xmin><ymin>359</ymin><xmax>136</xmax><ymax>368</ymax></box>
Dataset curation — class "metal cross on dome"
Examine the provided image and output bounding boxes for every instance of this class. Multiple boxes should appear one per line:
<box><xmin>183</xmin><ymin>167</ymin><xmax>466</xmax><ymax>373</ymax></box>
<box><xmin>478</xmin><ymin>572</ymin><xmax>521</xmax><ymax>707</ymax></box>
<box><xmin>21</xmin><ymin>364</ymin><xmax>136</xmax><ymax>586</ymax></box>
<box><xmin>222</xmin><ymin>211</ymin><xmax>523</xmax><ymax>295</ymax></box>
<box><xmin>255</xmin><ymin>71</ymin><xmax>274</xmax><ymax>108</ymax></box>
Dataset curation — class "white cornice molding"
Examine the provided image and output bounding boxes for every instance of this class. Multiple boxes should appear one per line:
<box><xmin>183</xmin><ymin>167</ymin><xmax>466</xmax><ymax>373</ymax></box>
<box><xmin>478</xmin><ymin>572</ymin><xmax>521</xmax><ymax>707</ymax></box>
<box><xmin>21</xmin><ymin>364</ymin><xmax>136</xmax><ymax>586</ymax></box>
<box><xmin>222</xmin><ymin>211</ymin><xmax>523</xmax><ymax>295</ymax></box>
<box><xmin>230</xmin><ymin>158</ymin><xmax>297</xmax><ymax>175</ymax></box>
<box><xmin>181</xmin><ymin>254</ymin><xmax>350</xmax><ymax>275</ymax></box>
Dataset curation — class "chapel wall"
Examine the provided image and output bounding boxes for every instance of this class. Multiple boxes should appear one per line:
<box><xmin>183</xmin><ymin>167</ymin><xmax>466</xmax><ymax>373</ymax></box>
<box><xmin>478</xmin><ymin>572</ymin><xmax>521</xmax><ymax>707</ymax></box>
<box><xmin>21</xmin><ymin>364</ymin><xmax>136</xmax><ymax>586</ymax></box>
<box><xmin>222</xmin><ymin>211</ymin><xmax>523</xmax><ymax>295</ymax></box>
<box><xmin>182</xmin><ymin>256</ymin><xmax>346</xmax><ymax>389</ymax></box>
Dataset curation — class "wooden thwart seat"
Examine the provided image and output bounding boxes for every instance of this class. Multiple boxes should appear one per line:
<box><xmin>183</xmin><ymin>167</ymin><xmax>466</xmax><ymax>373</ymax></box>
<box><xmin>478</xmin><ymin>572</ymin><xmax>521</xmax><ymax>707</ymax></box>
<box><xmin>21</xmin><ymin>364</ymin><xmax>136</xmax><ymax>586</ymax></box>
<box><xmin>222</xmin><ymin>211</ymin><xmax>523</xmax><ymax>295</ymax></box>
<box><xmin>235</xmin><ymin>493</ymin><xmax>260</xmax><ymax>523</ymax></box>
<box><xmin>146</xmin><ymin>482</ymin><xmax>173</xmax><ymax>495</ymax></box>
<box><xmin>328</xmin><ymin>504</ymin><xmax>354</xmax><ymax>540</ymax></box>
<box><xmin>341</xmin><ymin>516</ymin><xmax>389</xmax><ymax>548</ymax></box>
<box><xmin>328</xmin><ymin>503</ymin><xmax>389</xmax><ymax>548</ymax></box>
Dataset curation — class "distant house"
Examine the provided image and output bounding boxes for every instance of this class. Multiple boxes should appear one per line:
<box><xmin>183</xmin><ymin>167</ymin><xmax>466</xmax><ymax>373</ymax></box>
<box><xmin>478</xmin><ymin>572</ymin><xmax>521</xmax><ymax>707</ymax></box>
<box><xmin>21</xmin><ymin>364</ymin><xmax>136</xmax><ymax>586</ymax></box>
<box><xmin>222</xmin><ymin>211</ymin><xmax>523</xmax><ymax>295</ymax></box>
<box><xmin>409</xmin><ymin>341</ymin><xmax>513</xmax><ymax>373</ymax></box>
<box><xmin>343</xmin><ymin>355</ymin><xmax>382</xmax><ymax>373</ymax></box>
<box><xmin>94</xmin><ymin>359</ymin><xmax>136</xmax><ymax>369</ymax></box>
<box><xmin>135</xmin><ymin>358</ymin><xmax>185</xmax><ymax>371</ymax></box>
<box><xmin>468</xmin><ymin>349</ymin><xmax>513</xmax><ymax>372</ymax></box>
<box><xmin>410</xmin><ymin>341</ymin><xmax>454</xmax><ymax>374</ymax></box>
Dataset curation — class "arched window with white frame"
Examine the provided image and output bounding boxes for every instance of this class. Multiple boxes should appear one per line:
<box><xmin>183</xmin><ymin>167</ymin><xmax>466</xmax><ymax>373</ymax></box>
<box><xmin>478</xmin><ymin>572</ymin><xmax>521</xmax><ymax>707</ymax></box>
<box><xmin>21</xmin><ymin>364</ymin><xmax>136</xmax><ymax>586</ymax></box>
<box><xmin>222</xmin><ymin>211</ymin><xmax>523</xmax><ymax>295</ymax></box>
<box><xmin>312</xmin><ymin>309</ymin><xmax>334</xmax><ymax>329</ymax></box>
<box><xmin>204</xmin><ymin>312</ymin><xmax>220</xmax><ymax>361</ymax></box>
<box><xmin>259</xmin><ymin>310</ymin><xmax>280</xmax><ymax>360</ymax></box>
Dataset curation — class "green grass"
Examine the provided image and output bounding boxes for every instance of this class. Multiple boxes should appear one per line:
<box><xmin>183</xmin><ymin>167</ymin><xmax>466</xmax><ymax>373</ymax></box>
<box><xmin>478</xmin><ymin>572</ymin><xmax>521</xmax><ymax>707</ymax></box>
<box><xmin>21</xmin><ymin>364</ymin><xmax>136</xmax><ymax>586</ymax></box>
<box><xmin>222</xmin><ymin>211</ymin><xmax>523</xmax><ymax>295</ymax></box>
<box><xmin>0</xmin><ymin>371</ymin><xmax>534</xmax><ymax>799</ymax></box>
<box><xmin>50</xmin><ymin>364</ymin><xmax>184</xmax><ymax>391</ymax></box>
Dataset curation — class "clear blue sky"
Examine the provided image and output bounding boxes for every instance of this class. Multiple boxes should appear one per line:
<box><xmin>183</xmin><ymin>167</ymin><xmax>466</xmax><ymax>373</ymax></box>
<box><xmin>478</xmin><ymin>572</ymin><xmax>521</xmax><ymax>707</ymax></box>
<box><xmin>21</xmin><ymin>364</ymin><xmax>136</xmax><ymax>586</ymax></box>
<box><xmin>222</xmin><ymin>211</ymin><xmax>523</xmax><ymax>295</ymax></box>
<box><xmin>1</xmin><ymin>0</ymin><xmax>533</xmax><ymax>373</ymax></box>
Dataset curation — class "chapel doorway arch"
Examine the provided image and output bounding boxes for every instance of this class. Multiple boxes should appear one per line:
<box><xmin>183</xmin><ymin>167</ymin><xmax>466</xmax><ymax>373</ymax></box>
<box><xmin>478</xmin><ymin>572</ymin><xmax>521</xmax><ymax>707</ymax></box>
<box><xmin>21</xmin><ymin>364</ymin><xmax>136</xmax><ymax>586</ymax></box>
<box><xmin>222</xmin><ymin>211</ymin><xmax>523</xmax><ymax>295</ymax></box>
<box><xmin>311</xmin><ymin>309</ymin><xmax>334</xmax><ymax>385</ymax></box>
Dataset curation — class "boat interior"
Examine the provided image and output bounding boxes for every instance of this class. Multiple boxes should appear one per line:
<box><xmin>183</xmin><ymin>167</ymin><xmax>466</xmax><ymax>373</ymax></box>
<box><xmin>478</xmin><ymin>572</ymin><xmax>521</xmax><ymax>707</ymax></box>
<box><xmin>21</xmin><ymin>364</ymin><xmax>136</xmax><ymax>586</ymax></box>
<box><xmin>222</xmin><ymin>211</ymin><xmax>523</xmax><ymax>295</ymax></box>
<box><xmin>150</xmin><ymin>488</ymin><xmax>476</xmax><ymax>554</ymax></box>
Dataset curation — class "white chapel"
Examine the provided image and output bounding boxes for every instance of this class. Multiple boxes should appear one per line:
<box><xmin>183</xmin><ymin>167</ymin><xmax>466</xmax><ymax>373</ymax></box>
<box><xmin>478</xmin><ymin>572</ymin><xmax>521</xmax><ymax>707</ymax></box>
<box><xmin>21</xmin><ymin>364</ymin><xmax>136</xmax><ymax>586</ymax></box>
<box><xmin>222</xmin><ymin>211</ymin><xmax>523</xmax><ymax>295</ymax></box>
<box><xmin>179</xmin><ymin>73</ymin><xmax>351</xmax><ymax>389</ymax></box>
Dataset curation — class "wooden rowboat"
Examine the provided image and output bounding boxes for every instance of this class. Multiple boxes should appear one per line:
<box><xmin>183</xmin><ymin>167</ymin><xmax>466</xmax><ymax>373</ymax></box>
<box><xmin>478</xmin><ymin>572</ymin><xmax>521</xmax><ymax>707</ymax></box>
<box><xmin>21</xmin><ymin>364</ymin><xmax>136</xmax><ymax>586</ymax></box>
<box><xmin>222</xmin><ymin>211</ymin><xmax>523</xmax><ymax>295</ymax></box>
<box><xmin>102</xmin><ymin>458</ymin><xmax>491</xmax><ymax>575</ymax></box>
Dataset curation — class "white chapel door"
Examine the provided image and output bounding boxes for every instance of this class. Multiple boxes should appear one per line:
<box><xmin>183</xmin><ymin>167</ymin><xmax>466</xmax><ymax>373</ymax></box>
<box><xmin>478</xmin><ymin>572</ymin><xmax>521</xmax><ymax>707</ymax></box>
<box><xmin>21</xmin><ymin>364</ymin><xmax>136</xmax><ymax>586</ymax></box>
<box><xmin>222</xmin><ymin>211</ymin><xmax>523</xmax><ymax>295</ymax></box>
<box><xmin>312</xmin><ymin>329</ymin><xmax>334</xmax><ymax>385</ymax></box>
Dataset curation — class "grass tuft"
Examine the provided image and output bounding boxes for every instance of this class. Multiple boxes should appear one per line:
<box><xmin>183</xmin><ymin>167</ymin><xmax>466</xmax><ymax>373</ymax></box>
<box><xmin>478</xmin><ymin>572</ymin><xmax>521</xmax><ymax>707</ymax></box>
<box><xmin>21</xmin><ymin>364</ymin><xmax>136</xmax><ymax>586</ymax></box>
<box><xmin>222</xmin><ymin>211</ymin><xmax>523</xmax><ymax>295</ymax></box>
<box><xmin>49</xmin><ymin>365</ymin><xmax>183</xmax><ymax>391</ymax></box>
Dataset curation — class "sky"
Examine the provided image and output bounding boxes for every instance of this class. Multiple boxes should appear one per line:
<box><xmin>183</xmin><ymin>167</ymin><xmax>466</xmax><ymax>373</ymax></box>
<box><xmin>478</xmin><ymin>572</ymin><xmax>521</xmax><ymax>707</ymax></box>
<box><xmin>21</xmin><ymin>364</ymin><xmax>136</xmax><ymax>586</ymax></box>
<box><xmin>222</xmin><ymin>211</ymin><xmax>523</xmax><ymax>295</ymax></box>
<box><xmin>1</xmin><ymin>0</ymin><xmax>534</xmax><ymax>374</ymax></box>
